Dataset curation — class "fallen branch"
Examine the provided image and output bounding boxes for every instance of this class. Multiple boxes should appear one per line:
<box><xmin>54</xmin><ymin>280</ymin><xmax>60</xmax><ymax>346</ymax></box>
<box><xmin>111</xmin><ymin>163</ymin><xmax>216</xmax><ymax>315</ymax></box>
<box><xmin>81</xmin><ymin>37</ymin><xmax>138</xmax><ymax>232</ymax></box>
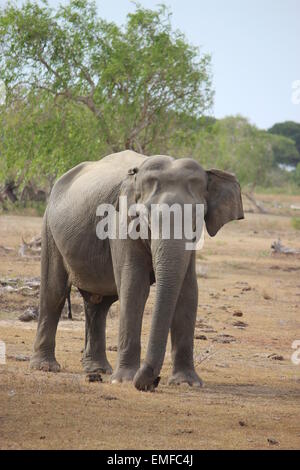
<box><xmin>271</xmin><ymin>239</ymin><xmax>300</xmax><ymax>255</ymax></box>
<box><xmin>0</xmin><ymin>245</ymin><xmax>14</xmax><ymax>253</ymax></box>
<box><xmin>243</xmin><ymin>192</ymin><xmax>267</xmax><ymax>214</ymax></box>
<box><xmin>19</xmin><ymin>235</ymin><xmax>41</xmax><ymax>258</ymax></box>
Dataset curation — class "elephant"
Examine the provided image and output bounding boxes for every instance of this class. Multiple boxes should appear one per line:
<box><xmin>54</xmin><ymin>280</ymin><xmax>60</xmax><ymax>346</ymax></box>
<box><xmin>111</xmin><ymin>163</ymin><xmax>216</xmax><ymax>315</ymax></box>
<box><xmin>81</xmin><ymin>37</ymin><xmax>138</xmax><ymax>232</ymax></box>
<box><xmin>30</xmin><ymin>150</ymin><xmax>244</xmax><ymax>390</ymax></box>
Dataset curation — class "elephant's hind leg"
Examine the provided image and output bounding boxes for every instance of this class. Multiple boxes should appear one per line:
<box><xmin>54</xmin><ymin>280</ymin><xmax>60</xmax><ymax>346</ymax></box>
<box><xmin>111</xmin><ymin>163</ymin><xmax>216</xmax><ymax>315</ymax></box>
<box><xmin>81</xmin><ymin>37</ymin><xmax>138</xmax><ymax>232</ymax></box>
<box><xmin>81</xmin><ymin>295</ymin><xmax>117</xmax><ymax>374</ymax></box>
<box><xmin>30</xmin><ymin>216</ymin><xmax>69</xmax><ymax>372</ymax></box>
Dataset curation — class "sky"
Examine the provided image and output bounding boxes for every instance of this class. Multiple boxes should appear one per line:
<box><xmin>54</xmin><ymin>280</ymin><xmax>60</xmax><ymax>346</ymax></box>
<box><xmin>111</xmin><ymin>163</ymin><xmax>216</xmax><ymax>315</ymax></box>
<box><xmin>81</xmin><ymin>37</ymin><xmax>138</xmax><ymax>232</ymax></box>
<box><xmin>2</xmin><ymin>0</ymin><xmax>300</xmax><ymax>129</ymax></box>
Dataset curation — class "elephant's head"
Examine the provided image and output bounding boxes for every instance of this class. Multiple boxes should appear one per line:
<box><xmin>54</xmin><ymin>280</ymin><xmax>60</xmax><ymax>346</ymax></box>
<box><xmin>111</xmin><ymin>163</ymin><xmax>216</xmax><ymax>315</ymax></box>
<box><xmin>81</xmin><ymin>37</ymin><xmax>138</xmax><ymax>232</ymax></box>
<box><xmin>118</xmin><ymin>155</ymin><xmax>244</xmax><ymax>390</ymax></box>
<box><xmin>120</xmin><ymin>155</ymin><xmax>244</xmax><ymax>238</ymax></box>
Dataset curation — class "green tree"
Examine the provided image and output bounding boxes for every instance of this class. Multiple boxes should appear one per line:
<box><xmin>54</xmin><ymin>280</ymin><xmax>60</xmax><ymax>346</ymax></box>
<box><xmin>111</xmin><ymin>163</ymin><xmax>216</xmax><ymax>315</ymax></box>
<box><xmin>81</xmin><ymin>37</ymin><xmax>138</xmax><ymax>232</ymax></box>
<box><xmin>0</xmin><ymin>91</ymin><xmax>105</xmax><ymax>192</ymax></box>
<box><xmin>268</xmin><ymin>121</ymin><xmax>300</xmax><ymax>157</ymax></box>
<box><xmin>0</xmin><ymin>0</ymin><xmax>213</xmax><ymax>155</ymax></box>
<box><xmin>293</xmin><ymin>163</ymin><xmax>300</xmax><ymax>187</ymax></box>
<box><xmin>185</xmin><ymin>116</ymin><xmax>275</xmax><ymax>188</ymax></box>
<box><xmin>269</xmin><ymin>134</ymin><xmax>300</xmax><ymax>167</ymax></box>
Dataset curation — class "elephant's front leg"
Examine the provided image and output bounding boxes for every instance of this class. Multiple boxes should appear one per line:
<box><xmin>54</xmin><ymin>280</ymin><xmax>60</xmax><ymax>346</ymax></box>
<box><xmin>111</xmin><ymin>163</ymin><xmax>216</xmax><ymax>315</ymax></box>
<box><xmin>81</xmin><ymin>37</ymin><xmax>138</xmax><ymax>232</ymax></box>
<box><xmin>82</xmin><ymin>295</ymin><xmax>117</xmax><ymax>374</ymax></box>
<box><xmin>111</xmin><ymin>244</ymin><xmax>150</xmax><ymax>383</ymax></box>
<box><xmin>168</xmin><ymin>253</ymin><xmax>202</xmax><ymax>387</ymax></box>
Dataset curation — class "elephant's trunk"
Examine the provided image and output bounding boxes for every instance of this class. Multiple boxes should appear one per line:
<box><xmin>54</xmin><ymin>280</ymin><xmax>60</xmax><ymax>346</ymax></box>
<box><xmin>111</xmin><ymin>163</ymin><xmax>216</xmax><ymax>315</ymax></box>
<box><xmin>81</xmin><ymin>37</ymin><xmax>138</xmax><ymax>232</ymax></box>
<box><xmin>144</xmin><ymin>238</ymin><xmax>191</xmax><ymax>377</ymax></box>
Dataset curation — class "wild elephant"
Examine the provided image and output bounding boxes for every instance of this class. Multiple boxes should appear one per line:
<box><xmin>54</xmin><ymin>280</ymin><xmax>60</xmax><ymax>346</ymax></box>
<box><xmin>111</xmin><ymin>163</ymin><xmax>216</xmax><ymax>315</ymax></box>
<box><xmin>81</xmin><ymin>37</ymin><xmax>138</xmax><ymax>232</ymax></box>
<box><xmin>30</xmin><ymin>150</ymin><xmax>244</xmax><ymax>390</ymax></box>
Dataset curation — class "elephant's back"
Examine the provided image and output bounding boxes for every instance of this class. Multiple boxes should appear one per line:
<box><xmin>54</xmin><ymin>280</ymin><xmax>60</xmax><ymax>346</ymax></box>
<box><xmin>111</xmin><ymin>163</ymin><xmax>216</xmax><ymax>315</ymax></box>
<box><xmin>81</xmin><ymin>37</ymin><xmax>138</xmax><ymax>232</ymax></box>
<box><xmin>45</xmin><ymin>151</ymin><xmax>148</xmax><ymax>290</ymax></box>
<box><xmin>51</xmin><ymin>150</ymin><xmax>145</xmax><ymax>203</ymax></box>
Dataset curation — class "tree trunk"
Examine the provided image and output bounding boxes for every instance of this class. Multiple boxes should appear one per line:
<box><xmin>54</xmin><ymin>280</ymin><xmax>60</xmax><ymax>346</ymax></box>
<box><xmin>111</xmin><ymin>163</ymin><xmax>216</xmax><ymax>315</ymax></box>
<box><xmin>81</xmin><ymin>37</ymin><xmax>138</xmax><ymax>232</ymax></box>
<box><xmin>243</xmin><ymin>191</ymin><xmax>267</xmax><ymax>214</ymax></box>
<box><xmin>3</xmin><ymin>181</ymin><xmax>18</xmax><ymax>203</ymax></box>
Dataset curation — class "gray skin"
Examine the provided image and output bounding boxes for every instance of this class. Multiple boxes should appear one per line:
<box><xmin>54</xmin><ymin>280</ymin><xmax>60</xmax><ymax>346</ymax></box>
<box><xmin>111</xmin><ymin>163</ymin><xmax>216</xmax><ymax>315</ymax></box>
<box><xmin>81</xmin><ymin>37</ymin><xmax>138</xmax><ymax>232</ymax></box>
<box><xmin>30</xmin><ymin>150</ymin><xmax>244</xmax><ymax>391</ymax></box>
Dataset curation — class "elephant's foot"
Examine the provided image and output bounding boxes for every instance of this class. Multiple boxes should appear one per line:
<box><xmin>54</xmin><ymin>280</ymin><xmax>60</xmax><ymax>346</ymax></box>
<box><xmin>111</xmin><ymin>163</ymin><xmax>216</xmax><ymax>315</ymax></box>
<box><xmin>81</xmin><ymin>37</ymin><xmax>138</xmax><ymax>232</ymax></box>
<box><xmin>82</xmin><ymin>357</ymin><xmax>113</xmax><ymax>375</ymax></box>
<box><xmin>168</xmin><ymin>369</ymin><xmax>203</xmax><ymax>387</ymax></box>
<box><xmin>30</xmin><ymin>355</ymin><xmax>61</xmax><ymax>372</ymax></box>
<box><xmin>133</xmin><ymin>364</ymin><xmax>161</xmax><ymax>392</ymax></box>
<box><xmin>111</xmin><ymin>366</ymin><xmax>138</xmax><ymax>384</ymax></box>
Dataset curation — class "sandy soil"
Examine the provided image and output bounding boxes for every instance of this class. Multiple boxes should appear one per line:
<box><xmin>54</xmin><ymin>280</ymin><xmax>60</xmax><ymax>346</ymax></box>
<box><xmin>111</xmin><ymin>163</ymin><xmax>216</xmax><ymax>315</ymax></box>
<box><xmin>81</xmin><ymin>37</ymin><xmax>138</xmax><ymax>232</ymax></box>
<box><xmin>0</xmin><ymin>195</ymin><xmax>300</xmax><ymax>450</ymax></box>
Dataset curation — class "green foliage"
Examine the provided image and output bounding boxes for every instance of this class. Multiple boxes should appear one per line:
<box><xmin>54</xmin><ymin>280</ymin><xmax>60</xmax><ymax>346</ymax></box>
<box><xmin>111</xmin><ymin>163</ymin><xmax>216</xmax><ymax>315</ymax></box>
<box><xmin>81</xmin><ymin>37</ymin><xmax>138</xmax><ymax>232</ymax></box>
<box><xmin>0</xmin><ymin>1</ymin><xmax>298</xmax><ymax>197</ymax></box>
<box><xmin>176</xmin><ymin>115</ymin><xmax>275</xmax><ymax>187</ymax></box>
<box><xmin>269</xmin><ymin>134</ymin><xmax>300</xmax><ymax>167</ymax></box>
<box><xmin>291</xmin><ymin>217</ymin><xmax>300</xmax><ymax>230</ymax></box>
<box><xmin>0</xmin><ymin>0</ymin><xmax>213</xmax><ymax>155</ymax></box>
<box><xmin>268</xmin><ymin>121</ymin><xmax>300</xmax><ymax>156</ymax></box>
<box><xmin>0</xmin><ymin>92</ymin><xmax>105</xmax><ymax>188</ymax></box>
<box><xmin>292</xmin><ymin>163</ymin><xmax>300</xmax><ymax>187</ymax></box>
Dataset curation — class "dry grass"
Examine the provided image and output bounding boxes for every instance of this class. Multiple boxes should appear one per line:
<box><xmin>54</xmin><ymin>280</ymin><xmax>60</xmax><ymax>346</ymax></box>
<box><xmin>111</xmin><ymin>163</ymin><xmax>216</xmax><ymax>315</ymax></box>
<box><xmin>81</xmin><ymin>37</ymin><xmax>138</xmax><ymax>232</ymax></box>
<box><xmin>1</xmin><ymin>195</ymin><xmax>300</xmax><ymax>449</ymax></box>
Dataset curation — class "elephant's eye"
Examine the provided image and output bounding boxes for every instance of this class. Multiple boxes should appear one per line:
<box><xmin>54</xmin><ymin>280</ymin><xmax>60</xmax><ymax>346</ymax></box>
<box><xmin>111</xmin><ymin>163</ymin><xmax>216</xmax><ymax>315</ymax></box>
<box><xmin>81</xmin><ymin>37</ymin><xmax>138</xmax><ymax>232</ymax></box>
<box><xmin>188</xmin><ymin>176</ymin><xmax>204</xmax><ymax>186</ymax></box>
<box><xmin>187</xmin><ymin>177</ymin><xmax>203</xmax><ymax>195</ymax></box>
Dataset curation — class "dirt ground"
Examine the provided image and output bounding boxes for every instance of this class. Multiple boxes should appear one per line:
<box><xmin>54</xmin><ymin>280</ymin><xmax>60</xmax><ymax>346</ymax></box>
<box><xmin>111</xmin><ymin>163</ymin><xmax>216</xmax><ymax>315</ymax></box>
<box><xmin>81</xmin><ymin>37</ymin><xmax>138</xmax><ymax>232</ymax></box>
<box><xmin>0</xmin><ymin>194</ymin><xmax>300</xmax><ymax>450</ymax></box>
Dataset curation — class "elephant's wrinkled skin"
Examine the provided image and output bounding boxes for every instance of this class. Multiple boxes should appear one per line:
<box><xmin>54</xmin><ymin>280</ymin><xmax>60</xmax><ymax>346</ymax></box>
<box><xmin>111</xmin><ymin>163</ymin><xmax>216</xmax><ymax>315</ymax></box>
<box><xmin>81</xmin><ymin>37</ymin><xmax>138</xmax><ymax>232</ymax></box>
<box><xmin>30</xmin><ymin>150</ymin><xmax>244</xmax><ymax>390</ymax></box>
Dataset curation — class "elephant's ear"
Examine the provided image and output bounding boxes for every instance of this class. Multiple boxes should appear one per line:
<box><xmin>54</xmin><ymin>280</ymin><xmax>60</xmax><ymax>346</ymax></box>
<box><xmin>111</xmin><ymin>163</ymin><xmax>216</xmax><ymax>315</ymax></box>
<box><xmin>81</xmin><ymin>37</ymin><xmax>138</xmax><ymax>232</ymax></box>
<box><xmin>115</xmin><ymin>167</ymin><xmax>138</xmax><ymax>211</ymax></box>
<box><xmin>205</xmin><ymin>169</ymin><xmax>244</xmax><ymax>237</ymax></box>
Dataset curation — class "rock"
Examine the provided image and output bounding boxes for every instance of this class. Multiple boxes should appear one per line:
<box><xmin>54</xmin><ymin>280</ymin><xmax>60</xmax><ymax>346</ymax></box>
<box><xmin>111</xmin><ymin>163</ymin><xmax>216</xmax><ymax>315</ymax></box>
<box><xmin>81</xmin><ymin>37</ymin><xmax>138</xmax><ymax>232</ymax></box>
<box><xmin>10</xmin><ymin>354</ymin><xmax>30</xmax><ymax>362</ymax></box>
<box><xmin>233</xmin><ymin>310</ymin><xmax>243</xmax><ymax>317</ymax></box>
<box><xmin>213</xmin><ymin>334</ymin><xmax>236</xmax><ymax>344</ymax></box>
<box><xmin>18</xmin><ymin>307</ymin><xmax>38</xmax><ymax>322</ymax></box>
<box><xmin>239</xmin><ymin>421</ymin><xmax>247</xmax><ymax>427</ymax></box>
<box><xmin>268</xmin><ymin>354</ymin><xmax>284</xmax><ymax>361</ymax></box>
<box><xmin>267</xmin><ymin>438</ymin><xmax>279</xmax><ymax>445</ymax></box>
<box><xmin>242</xmin><ymin>287</ymin><xmax>252</xmax><ymax>292</ymax></box>
<box><xmin>195</xmin><ymin>334</ymin><xmax>207</xmax><ymax>340</ymax></box>
<box><xmin>233</xmin><ymin>320</ymin><xmax>248</xmax><ymax>328</ymax></box>
<box><xmin>263</xmin><ymin>291</ymin><xmax>272</xmax><ymax>300</ymax></box>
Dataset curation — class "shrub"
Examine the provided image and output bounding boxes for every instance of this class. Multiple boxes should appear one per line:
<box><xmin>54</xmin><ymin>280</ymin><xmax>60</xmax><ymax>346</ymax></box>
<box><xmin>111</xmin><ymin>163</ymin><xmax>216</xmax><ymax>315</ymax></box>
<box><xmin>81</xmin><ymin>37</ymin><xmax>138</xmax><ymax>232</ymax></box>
<box><xmin>291</xmin><ymin>217</ymin><xmax>300</xmax><ymax>230</ymax></box>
